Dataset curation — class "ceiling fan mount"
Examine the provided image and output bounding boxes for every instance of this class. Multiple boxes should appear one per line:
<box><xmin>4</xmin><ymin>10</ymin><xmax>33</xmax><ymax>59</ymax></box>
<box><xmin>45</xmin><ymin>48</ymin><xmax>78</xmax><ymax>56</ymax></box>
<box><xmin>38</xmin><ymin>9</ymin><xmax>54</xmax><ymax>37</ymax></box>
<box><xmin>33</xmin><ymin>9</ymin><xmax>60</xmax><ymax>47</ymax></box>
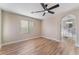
<box><xmin>31</xmin><ymin>3</ymin><xmax>59</xmax><ymax>16</ymax></box>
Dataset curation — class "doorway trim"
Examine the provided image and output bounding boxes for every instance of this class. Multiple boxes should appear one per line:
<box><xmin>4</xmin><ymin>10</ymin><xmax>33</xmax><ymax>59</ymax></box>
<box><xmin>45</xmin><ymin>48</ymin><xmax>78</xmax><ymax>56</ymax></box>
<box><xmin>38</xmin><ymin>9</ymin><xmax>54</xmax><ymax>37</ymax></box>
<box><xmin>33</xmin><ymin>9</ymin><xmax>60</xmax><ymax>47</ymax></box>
<box><xmin>60</xmin><ymin>14</ymin><xmax>77</xmax><ymax>46</ymax></box>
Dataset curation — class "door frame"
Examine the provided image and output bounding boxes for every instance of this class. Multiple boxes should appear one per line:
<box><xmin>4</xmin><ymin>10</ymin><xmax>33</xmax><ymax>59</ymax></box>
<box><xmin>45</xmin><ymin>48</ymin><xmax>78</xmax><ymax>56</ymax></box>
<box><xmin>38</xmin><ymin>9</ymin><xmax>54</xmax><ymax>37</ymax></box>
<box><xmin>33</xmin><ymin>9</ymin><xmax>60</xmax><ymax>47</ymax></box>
<box><xmin>60</xmin><ymin>14</ymin><xmax>77</xmax><ymax>44</ymax></box>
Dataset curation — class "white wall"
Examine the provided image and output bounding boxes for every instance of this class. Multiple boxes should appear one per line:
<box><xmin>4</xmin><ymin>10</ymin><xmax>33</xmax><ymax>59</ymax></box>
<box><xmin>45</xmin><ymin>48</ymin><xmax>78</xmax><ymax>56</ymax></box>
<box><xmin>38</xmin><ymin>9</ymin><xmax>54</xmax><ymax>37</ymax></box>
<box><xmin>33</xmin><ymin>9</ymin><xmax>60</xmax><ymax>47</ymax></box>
<box><xmin>2</xmin><ymin>10</ymin><xmax>41</xmax><ymax>45</ymax></box>
<box><xmin>0</xmin><ymin>9</ymin><xmax>2</xmax><ymax>48</ymax></box>
<box><xmin>42</xmin><ymin>14</ymin><xmax>63</xmax><ymax>41</ymax></box>
<box><xmin>2</xmin><ymin>7</ymin><xmax>79</xmax><ymax>47</ymax></box>
<box><xmin>42</xmin><ymin>8</ymin><xmax>79</xmax><ymax>46</ymax></box>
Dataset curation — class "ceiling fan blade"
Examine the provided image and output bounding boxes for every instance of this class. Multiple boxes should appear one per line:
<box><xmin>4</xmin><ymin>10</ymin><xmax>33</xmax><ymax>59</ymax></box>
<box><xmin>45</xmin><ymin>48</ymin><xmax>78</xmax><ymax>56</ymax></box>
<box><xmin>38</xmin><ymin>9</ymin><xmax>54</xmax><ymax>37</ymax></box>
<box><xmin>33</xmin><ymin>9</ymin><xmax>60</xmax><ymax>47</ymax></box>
<box><xmin>45</xmin><ymin>4</ymin><xmax>48</xmax><ymax>8</ymax></box>
<box><xmin>31</xmin><ymin>10</ymin><xmax>44</xmax><ymax>13</ymax></box>
<box><xmin>43</xmin><ymin>12</ymin><xmax>46</xmax><ymax>16</ymax></box>
<box><xmin>41</xmin><ymin>3</ymin><xmax>45</xmax><ymax>10</ymax></box>
<box><xmin>48</xmin><ymin>4</ymin><xmax>59</xmax><ymax>10</ymax></box>
<box><xmin>48</xmin><ymin>11</ymin><xmax>54</xmax><ymax>14</ymax></box>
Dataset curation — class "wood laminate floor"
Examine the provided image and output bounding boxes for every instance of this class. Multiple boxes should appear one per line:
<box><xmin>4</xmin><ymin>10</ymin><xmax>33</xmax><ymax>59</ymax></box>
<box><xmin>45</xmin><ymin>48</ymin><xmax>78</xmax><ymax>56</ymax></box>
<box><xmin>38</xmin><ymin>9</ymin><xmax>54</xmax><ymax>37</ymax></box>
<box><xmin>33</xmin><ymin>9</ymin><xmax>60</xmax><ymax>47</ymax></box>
<box><xmin>0</xmin><ymin>37</ymin><xmax>64</xmax><ymax>55</ymax></box>
<box><xmin>62</xmin><ymin>37</ymin><xmax>79</xmax><ymax>55</ymax></box>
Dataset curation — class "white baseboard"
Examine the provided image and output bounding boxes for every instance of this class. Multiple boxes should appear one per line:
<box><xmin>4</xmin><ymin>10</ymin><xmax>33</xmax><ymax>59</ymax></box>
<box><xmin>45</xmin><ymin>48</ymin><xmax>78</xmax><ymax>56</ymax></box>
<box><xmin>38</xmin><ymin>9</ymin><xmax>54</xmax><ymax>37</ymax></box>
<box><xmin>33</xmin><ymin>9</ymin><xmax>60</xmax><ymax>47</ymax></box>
<box><xmin>41</xmin><ymin>36</ymin><xmax>60</xmax><ymax>42</ymax></box>
<box><xmin>2</xmin><ymin>36</ymin><xmax>41</xmax><ymax>46</ymax></box>
<box><xmin>2</xmin><ymin>36</ymin><xmax>61</xmax><ymax>46</ymax></box>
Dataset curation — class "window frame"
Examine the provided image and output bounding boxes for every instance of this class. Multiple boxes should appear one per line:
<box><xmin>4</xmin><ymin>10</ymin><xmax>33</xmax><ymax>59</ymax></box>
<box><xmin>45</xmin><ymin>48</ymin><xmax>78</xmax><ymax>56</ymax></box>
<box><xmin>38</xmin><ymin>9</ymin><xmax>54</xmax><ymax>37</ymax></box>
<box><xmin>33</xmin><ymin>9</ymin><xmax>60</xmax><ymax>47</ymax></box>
<box><xmin>20</xmin><ymin>20</ymin><xmax>29</xmax><ymax>34</ymax></box>
<box><xmin>20</xmin><ymin>20</ymin><xmax>34</xmax><ymax>34</ymax></box>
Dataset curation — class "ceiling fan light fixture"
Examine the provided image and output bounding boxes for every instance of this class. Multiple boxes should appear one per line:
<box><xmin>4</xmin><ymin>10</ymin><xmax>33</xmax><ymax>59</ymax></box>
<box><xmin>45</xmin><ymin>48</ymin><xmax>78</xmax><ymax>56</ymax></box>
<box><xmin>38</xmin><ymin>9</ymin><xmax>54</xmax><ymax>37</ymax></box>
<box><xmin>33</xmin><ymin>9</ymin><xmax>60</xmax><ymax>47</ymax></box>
<box><xmin>32</xmin><ymin>3</ymin><xmax>59</xmax><ymax>16</ymax></box>
<box><xmin>45</xmin><ymin>11</ymin><xmax>48</xmax><ymax>13</ymax></box>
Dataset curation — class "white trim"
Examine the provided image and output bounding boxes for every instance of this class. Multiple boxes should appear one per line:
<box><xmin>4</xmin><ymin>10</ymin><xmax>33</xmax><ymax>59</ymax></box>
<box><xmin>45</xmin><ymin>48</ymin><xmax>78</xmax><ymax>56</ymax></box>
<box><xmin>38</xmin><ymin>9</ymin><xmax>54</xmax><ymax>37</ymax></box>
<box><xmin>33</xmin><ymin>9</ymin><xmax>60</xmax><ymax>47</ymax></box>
<box><xmin>2</xmin><ymin>36</ymin><xmax>60</xmax><ymax>46</ymax></box>
<box><xmin>2</xmin><ymin>36</ymin><xmax>40</xmax><ymax>46</ymax></box>
<box><xmin>0</xmin><ymin>9</ymin><xmax>2</xmax><ymax>49</ymax></box>
<box><xmin>41</xmin><ymin>36</ymin><xmax>60</xmax><ymax>42</ymax></box>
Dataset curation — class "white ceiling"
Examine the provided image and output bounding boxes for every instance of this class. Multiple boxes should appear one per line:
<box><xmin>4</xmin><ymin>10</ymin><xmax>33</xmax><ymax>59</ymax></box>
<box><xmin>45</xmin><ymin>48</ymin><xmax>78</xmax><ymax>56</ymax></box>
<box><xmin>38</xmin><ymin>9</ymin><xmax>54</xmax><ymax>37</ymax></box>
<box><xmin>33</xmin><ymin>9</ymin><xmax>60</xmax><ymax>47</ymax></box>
<box><xmin>0</xmin><ymin>3</ymin><xmax>79</xmax><ymax>20</ymax></box>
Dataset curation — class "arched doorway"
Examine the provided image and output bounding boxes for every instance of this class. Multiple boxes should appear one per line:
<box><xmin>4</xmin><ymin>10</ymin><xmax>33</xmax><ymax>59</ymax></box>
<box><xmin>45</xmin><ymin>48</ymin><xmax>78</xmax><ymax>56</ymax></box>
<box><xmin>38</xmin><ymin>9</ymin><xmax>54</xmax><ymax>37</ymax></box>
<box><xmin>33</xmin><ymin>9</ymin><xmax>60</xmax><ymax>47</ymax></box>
<box><xmin>60</xmin><ymin>14</ymin><xmax>77</xmax><ymax>54</ymax></box>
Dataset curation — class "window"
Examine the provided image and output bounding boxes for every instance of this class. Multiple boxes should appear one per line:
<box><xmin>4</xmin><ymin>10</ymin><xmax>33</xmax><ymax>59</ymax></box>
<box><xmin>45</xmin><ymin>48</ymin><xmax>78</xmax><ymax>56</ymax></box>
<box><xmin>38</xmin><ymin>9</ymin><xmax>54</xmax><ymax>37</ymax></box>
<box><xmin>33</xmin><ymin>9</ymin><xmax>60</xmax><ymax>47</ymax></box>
<box><xmin>20</xmin><ymin>20</ymin><xmax>34</xmax><ymax>33</ymax></box>
<box><xmin>29</xmin><ymin>21</ymin><xmax>34</xmax><ymax>33</ymax></box>
<box><xmin>20</xmin><ymin>20</ymin><xmax>28</xmax><ymax>33</ymax></box>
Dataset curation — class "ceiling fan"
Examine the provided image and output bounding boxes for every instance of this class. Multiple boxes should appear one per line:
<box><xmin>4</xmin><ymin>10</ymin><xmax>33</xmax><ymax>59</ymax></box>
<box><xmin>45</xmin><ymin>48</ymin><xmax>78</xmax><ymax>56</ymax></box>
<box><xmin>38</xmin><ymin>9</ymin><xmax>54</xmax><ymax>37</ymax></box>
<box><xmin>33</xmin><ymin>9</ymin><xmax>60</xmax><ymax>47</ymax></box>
<box><xmin>31</xmin><ymin>3</ymin><xmax>59</xmax><ymax>16</ymax></box>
